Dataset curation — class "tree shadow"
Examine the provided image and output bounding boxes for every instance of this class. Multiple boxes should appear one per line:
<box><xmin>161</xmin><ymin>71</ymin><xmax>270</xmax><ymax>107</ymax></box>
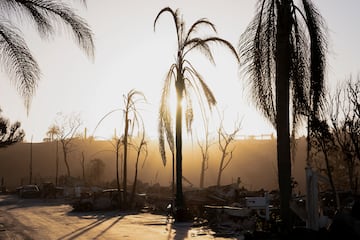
<box><xmin>166</xmin><ymin>221</ymin><xmax>192</xmax><ymax>240</ymax></box>
<box><xmin>57</xmin><ymin>211</ymin><xmax>125</xmax><ymax>240</ymax></box>
<box><xmin>5</xmin><ymin>195</ymin><xmax>70</xmax><ymax>210</ymax></box>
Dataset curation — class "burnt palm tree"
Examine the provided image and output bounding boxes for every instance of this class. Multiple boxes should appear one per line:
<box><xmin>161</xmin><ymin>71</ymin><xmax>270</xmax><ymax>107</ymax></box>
<box><xmin>154</xmin><ymin>7</ymin><xmax>239</xmax><ymax>219</ymax></box>
<box><xmin>239</xmin><ymin>0</ymin><xmax>327</xmax><ymax>226</ymax></box>
<box><xmin>121</xmin><ymin>89</ymin><xmax>146</xmax><ymax>208</ymax></box>
<box><xmin>0</xmin><ymin>0</ymin><xmax>94</xmax><ymax>111</ymax></box>
<box><xmin>94</xmin><ymin>89</ymin><xmax>146</xmax><ymax>208</ymax></box>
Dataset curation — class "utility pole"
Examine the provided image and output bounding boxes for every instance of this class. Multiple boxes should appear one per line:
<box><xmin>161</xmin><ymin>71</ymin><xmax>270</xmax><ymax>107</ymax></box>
<box><xmin>29</xmin><ymin>135</ymin><xmax>33</xmax><ymax>184</ymax></box>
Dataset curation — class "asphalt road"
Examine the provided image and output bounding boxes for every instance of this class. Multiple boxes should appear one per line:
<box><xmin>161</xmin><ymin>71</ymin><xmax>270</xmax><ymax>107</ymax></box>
<box><xmin>0</xmin><ymin>194</ymin><xmax>241</xmax><ymax>240</ymax></box>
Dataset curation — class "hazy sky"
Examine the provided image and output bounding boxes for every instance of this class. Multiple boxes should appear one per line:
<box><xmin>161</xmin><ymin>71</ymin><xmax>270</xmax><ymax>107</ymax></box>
<box><xmin>0</xmin><ymin>0</ymin><xmax>359</xmax><ymax>142</ymax></box>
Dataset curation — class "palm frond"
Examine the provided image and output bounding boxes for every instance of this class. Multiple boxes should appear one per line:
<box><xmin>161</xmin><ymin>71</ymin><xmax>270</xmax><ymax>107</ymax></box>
<box><xmin>158</xmin><ymin>65</ymin><xmax>176</xmax><ymax>165</ymax></box>
<box><xmin>1</xmin><ymin>0</ymin><xmax>94</xmax><ymax>58</ymax></box>
<box><xmin>301</xmin><ymin>0</ymin><xmax>327</xmax><ymax>116</ymax></box>
<box><xmin>0</xmin><ymin>21</ymin><xmax>40</xmax><ymax>111</ymax></box>
<box><xmin>184</xmin><ymin>61</ymin><xmax>216</xmax><ymax>108</ymax></box>
<box><xmin>185</xmin><ymin>18</ymin><xmax>217</xmax><ymax>43</ymax></box>
<box><xmin>2</xmin><ymin>0</ymin><xmax>54</xmax><ymax>37</ymax></box>
<box><xmin>183</xmin><ymin>73</ymin><xmax>208</xmax><ymax>124</ymax></box>
<box><xmin>291</xmin><ymin>18</ymin><xmax>310</xmax><ymax>119</ymax></box>
<box><xmin>200</xmin><ymin>37</ymin><xmax>239</xmax><ymax>63</ymax></box>
<box><xmin>38</xmin><ymin>0</ymin><xmax>94</xmax><ymax>58</ymax></box>
<box><xmin>238</xmin><ymin>0</ymin><xmax>277</xmax><ymax>126</ymax></box>
<box><xmin>154</xmin><ymin>7</ymin><xmax>181</xmax><ymax>46</ymax></box>
<box><xmin>158</xmin><ymin>118</ymin><xmax>167</xmax><ymax>166</ymax></box>
<box><xmin>184</xmin><ymin>38</ymin><xmax>215</xmax><ymax>65</ymax></box>
<box><xmin>183</xmin><ymin>87</ymin><xmax>194</xmax><ymax>133</ymax></box>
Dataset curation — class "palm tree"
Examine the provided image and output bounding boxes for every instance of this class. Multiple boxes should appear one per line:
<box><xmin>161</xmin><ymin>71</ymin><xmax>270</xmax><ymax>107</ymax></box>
<box><xmin>46</xmin><ymin>124</ymin><xmax>60</xmax><ymax>185</ymax></box>
<box><xmin>121</xmin><ymin>89</ymin><xmax>146</xmax><ymax>208</ymax></box>
<box><xmin>0</xmin><ymin>0</ymin><xmax>94</xmax><ymax>111</ymax></box>
<box><xmin>94</xmin><ymin>89</ymin><xmax>146</xmax><ymax>208</ymax></box>
<box><xmin>154</xmin><ymin>7</ymin><xmax>239</xmax><ymax>219</ymax></box>
<box><xmin>239</xmin><ymin>0</ymin><xmax>327</xmax><ymax>227</ymax></box>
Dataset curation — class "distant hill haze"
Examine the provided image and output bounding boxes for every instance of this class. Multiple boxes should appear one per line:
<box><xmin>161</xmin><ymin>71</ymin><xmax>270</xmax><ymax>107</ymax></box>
<box><xmin>0</xmin><ymin>137</ymin><xmax>308</xmax><ymax>193</ymax></box>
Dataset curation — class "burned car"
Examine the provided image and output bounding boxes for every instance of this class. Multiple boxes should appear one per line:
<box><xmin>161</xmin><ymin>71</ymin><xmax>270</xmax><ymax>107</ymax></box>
<box><xmin>18</xmin><ymin>185</ymin><xmax>41</xmax><ymax>198</ymax></box>
<box><xmin>71</xmin><ymin>188</ymin><xmax>147</xmax><ymax>211</ymax></box>
<box><xmin>71</xmin><ymin>189</ymin><xmax>121</xmax><ymax>211</ymax></box>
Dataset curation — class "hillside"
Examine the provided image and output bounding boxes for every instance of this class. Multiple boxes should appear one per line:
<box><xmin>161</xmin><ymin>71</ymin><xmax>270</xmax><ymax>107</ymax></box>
<box><xmin>0</xmin><ymin>137</ymin><xmax>307</xmax><ymax>192</ymax></box>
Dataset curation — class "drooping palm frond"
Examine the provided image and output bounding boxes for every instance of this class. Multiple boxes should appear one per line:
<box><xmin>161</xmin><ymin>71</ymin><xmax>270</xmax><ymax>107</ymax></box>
<box><xmin>239</xmin><ymin>0</ymin><xmax>327</xmax><ymax>131</ymax></box>
<box><xmin>301</xmin><ymin>0</ymin><xmax>327</xmax><ymax>117</ymax></box>
<box><xmin>1</xmin><ymin>0</ymin><xmax>94</xmax><ymax>58</ymax></box>
<box><xmin>184</xmin><ymin>38</ymin><xmax>216</xmax><ymax>65</ymax></box>
<box><xmin>0</xmin><ymin>22</ymin><xmax>40</xmax><ymax>111</ymax></box>
<box><xmin>158</xmin><ymin>65</ymin><xmax>176</xmax><ymax>166</ymax></box>
<box><xmin>184</xmin><ymin>61</ymin><xmax>216</xmax><ymax>108</ymax></box>
<box><xmin>239</xmin><ymin>0</ymin><xmax>277</xmax><ymax>126</ymax></box>
<box><xmin>183</xmin><ymin>86</ymin><xmax>193</xmax><ymax>133</ymax></box>
<box><xmin>0</xmin><ymin>0</ymin><xmax>94</xmax><ymax>111</ymax></box>
<box><xmin>185</xmin><ymin>37</ymin><xmax>239</xmax><ymax>64</ymax></box>
<box><xmin>184</xmin><ymin>18</ymin><xmax>217</xmax><ymax>43</ymax></box>
<box><xmin>154</xmin><ymin>7</ymin><xmax>181</xmax><ymax>46</ymax></box>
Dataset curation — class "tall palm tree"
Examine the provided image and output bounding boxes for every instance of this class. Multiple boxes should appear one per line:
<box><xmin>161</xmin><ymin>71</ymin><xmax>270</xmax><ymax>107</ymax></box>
<box><xmin>154</xmin><ymin>7</ymin><xmax>239</xmax><ymax>219</ymax></box>
<box><xmin>239</xmin><ymin>0</ymin><xmax>327</xmax><ymax>227</ymax></box>
<box><xmin>0</xmin><ymin>0</ymin><xmax>94</xmax><ymax>111</ymax></box>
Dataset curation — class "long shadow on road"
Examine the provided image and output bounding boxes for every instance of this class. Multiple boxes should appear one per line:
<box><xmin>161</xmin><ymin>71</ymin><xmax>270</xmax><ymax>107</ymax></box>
<box><xmin>166</xmin><ymin>221</ymin><xmax>192</xmax><ymax>240</ymax></box>
<box><xmin>57</xmin><ymin>212</ymin><xmax>124</xmax><ymax>240</ymax></box>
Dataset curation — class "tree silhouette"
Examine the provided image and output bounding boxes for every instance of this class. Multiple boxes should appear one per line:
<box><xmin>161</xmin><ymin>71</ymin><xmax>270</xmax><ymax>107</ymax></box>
<box><xmin>310</xmin><ymin>117</ymin><xmax>340</xmax><ymax>209</ymax></box>
<box><xmin>197</xmin><ymin>115</ymin><xmax>213</xmax><ymax>189</ymax></box>
<box><xmin>130</xmin><ymin>127</ymin><xmax>148</xmax><ymax>207</ymax></box>
<box><xmin>121</xmin><ymin>90</ymin><xmax>146</xmax><ymax>208</ymax></box>
<box><xmin>46</xmin><ymin>124</ymin><xmax>60</xmax><ymax>185</ymax></box>
<box><xmin>0</xmin><ymin>114</ymin><xmax>24</xmax><ymax>148</ymax></box>
<box><xmin>54</xmin><ymin>113</ymin><xmax>82</xmax><ymax>177</ymax></box>
<box><xmin>88</xmin><ymin>158</ymin><xmax>105</xmax><ymax>185</ymax></box>
<box><xmin>94</xmin><ymin>89</ymin><xmax>146</xmax><ymax>208</ymax></box>
<box><xmin>239</xmin><ymin>0</ymin><xmax>327</xmax><ymax>226</ymax></box>
<box><xmin>0</xmin><ymin>0</ymin><xmax>94</xmax><ymax>111</ymax></box>
<box><xmin>329</xmin><ymin>76</ymin><xmax>360</xmax><ymax>194</ymax></box>
<box><xmin>217</xmin><ymin>118</ymin><xmax>241</xmax><ymax>186</ymax></box>
<box><xmin>154</xmin><ymin>7</ymin><xmax>239</xmax><ymax>219</ymax></box>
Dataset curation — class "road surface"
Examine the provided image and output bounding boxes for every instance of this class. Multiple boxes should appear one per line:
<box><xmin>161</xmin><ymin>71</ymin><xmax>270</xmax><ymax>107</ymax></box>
<box><xmin>0</xmin><ymin>194</ymin><xmax>242</xmax><ymax>240</ymax></box>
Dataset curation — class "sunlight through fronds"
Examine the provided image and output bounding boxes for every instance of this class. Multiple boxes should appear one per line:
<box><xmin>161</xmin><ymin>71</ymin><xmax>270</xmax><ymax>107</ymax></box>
<box><xmin>155</xmin><ymin>6</ymin><xmax>239</xmax><ymax>165</ymax></box>
<box><xmin>158</xmin><ymin>66</ymin><xmax>176</xmax><ymax>166</ymax></box>
<box><xmin>184</xmin><ymin>88</ymin><xmax>193</xmax><ymax>134</ymax></box>
<box><xmin>154</xmin><ymin>7</ymin><xmax>239</xmax><ymax>205</ymax></box>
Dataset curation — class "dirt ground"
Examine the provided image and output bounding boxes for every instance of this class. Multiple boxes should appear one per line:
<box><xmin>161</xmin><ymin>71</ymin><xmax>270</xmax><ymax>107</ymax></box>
<box><xmin>0</xmin><ymin>194</ymin><xmax>243</xmax><ymax>240</ymax></box>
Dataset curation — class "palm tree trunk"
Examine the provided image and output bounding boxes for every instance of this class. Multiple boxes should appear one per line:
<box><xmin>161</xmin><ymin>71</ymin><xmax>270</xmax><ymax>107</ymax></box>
<box><xmin>175</xmin><ymin>83</ymin><xmax>184</xmax><ymax>213</ymax></box>
<box><xmin>123</xmin><ymin>116</ymin><xmax>129</xmax><ymax>208</ymax></box>
<box><xmin>131</xmin><ymin>149</ymin><xmax>141</xmax><ymax>207</ymax></box>
<box><xmin>116</xmin><ymin>140</ymin><xmax>121</xmax><ymax>207</ymax></box>
<box><xmin>172</xmin><ymin>151</ymin><xmax>175</xmax><ymax>195</ymax></box>
<box><xmin>275</xmin><ymin>1</ymin><xmax>292</xmax><ymax>229</ymax></box>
